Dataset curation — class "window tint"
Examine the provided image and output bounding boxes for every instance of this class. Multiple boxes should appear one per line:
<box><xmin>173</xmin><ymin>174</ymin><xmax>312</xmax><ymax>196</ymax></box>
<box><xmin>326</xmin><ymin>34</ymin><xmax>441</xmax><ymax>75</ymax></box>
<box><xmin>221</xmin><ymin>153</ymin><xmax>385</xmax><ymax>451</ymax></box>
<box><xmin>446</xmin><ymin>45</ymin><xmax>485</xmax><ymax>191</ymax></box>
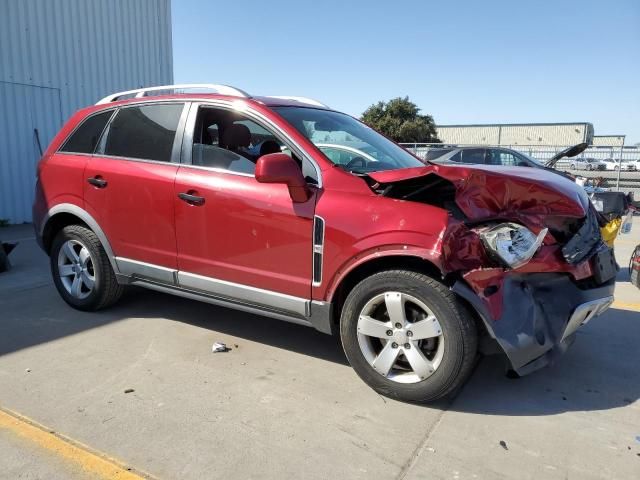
<box><xmin>59</xmin><ymin>111</ymin><xmax>113</xmax><ymax>154</ymax></box>
<box><xmin>103</xmin><ymin>104</ymin><xmax>183</xmax><ymax>162</ymax></box>
<box><xmin>460</xmin><ymin>149</ymin><xmax>486</xmax><ymax>164</ymax></box>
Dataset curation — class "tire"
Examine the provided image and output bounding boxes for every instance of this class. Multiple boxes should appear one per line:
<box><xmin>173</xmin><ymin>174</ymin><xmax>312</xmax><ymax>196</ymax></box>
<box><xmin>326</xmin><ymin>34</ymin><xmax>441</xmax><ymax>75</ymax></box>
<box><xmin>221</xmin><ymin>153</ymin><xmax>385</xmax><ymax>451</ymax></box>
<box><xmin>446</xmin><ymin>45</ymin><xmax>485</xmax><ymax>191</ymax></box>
<box><xmin>586</xmin><ymin>164</ymin><xmax>592</xmax><ymax>171</ymax></box>
<box><xmin>50</xmin><ymin>225</ymin><xmax>123</xmax><ymax>311</ymax></box>
<box><xmin>340</xmin><ymin>270</ymin><xmax>478</xmax><ymax>403</ymax></box>
<box><xmin>570</xmin><ymin>163</ymin><xmax>576</xmax><ymax>170</ymax></box>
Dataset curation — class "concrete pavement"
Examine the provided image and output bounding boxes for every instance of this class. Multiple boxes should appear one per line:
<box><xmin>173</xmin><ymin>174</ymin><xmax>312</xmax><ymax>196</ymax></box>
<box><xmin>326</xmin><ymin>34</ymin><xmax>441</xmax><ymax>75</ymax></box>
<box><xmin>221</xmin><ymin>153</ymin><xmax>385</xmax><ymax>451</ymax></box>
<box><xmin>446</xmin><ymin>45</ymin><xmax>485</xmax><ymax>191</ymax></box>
<box><xmin>0</xmin><ymin>221</ymin><xmax>638</xmax><ymax>479</ymax></box>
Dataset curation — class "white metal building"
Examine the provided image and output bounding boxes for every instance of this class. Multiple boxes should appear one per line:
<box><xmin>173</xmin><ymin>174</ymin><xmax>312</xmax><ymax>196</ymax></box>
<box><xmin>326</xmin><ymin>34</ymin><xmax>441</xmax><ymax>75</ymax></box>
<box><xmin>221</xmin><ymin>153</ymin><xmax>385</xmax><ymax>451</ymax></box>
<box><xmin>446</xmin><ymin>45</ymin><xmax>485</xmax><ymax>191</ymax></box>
<box><xmin>436</xmin><ymin>122</ymin><xmax>595</xmax><ymax>147</ymax></box>
<box><xmin>592</xmin><ymin>135</ymin><xmax>625</xmax><ymax>147</ymax></box>
<box><xmin>0</xmin><ymin>0</ymin><xmax>173</xmax><ymax>223</ymax></box>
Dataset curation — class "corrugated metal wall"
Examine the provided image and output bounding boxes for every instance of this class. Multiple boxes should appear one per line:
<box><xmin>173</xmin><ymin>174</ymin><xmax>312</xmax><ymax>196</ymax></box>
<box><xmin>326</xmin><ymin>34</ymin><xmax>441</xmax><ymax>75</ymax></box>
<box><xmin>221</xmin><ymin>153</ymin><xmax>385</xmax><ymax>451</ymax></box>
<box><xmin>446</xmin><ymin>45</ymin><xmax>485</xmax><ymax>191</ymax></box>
<box><xmin>0</xmin><ymin>0</ymin><xmax>173</xmax><ymax>223</ymax></box>
<box><xmin>593</xmin><ymin>135</ymin><xmax>625</xmax><ymax>147</ymax></box>
<box><xmin>437</xmin><ymin>123</ymin><xmax>593</xmax><ymax>147</ymax></box>
<box><xmin>436</xmin><ymin>126</ymin><xmax>500</xmax><ymax>145</ymax></box>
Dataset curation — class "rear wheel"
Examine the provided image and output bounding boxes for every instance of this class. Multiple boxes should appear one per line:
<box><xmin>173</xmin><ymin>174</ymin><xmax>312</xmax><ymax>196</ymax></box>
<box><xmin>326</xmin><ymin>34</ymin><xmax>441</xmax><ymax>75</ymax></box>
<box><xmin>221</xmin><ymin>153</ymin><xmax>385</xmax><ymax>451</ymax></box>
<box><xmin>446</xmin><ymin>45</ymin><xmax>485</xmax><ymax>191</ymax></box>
<box><xmin>50</xmin><ymin>225</ymin><xmax>123</xmax><ymax>311</ymax></box>
<box><xmin>340</xmin><ymin>270</ymin><xmax>478</xmax><ymax>403</ymax></box>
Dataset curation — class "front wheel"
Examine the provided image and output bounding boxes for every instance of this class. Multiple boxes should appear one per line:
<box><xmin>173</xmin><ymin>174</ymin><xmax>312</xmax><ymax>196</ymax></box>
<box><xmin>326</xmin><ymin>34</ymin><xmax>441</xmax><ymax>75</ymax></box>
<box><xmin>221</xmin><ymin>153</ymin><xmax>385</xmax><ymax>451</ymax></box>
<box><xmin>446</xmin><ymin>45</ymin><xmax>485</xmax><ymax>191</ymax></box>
<box><xmin>340</xmin><ymin>270</ymin><xmax>478</xmax><ymax>403</ymax></box>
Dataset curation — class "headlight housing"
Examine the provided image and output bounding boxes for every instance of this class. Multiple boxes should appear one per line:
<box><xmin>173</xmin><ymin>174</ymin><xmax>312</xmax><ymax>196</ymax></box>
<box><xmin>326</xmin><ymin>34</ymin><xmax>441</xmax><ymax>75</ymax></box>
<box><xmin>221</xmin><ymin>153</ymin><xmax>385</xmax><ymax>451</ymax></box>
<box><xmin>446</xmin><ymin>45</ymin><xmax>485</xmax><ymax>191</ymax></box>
<box><xmin>478</xmin><ymin>223</ymin><xmax>547</xmax><ymax>269</ymax></box>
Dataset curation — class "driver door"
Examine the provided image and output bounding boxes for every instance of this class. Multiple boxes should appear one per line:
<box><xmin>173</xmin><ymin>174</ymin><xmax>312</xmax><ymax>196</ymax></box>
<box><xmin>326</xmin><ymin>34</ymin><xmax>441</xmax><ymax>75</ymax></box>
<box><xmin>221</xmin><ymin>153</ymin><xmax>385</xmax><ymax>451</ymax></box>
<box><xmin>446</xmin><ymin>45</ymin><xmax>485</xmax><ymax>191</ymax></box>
<box><xmin>173</xmin><ymin>104</ymin><xmax>317</xmax><ymax>313</ymax></box>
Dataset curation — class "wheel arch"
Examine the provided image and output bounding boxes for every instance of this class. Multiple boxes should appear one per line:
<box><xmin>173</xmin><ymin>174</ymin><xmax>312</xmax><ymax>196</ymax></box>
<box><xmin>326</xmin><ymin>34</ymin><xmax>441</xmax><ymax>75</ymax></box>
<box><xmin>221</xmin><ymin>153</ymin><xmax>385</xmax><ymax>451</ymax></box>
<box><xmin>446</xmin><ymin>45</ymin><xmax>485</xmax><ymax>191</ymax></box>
<box><xmin>40</xmin><ymin>204</ymin><xmax>119</xmax><ymax>273</ymax></box>
<box><xmin>328</xmin><ymin>254</ymin><xmax>443</xmax><ymax>332</ymax></box>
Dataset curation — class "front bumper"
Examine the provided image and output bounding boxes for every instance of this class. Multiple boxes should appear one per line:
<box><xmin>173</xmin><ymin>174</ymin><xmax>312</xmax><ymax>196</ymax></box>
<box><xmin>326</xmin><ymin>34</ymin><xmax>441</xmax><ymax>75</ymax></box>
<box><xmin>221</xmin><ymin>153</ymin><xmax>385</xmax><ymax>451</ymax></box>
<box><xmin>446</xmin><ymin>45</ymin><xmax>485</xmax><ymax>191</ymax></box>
<box><xmin>453</xmin><ymin>273</ymin><xmax>615</xmax><ymax>375</ymax></box>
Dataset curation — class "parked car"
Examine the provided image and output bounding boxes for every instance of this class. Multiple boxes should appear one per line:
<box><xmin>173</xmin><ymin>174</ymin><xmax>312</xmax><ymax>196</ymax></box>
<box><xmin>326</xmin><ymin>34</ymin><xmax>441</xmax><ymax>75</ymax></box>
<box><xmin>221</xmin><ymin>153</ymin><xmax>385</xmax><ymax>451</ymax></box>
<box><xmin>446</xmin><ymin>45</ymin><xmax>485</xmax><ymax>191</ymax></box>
<box><xmin>602</xmin><ymin>158</ymin><xmax>636</xmax><ymax>171</ymax></box>
<box><xmin>33</xmin><ymin>84</ymin><xmax>616</xmax><ymax>403</ymax></box>
<box><xmin>425</xmin><ymin>146</ymin><xmax>543</xmax><ymax>168</ymax></box>
<box><xmin>569</xmin><ymin>157</ymin><xmax>606</xmax><ymax>171</ymax></box>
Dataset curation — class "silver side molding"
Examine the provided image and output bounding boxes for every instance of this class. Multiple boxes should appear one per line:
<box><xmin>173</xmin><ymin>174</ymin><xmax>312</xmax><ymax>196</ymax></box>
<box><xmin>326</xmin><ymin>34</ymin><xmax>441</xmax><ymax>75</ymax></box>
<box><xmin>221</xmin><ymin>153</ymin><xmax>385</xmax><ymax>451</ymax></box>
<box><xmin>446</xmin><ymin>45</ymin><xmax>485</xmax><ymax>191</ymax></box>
<box><xmin>177</xmin><ymin>271</ymin><xmax>308</xmax><ymax>317</ymax></box>
<box><xmin>115</xmin><ymin>257</ymin><xmax>176</xmax><ymax>284</ymax></box>
<box><xmin>133</xmin><ymin>280</ymin><xmax>313</xmax><ymax>328</ymax></box>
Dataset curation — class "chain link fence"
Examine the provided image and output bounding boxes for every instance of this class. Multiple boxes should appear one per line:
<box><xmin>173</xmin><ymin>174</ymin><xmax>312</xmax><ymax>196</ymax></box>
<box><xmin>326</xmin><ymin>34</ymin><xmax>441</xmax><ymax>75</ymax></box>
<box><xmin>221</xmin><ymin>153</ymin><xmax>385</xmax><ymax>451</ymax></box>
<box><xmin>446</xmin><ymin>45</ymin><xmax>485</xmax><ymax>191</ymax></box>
<box><xmin>401</xmin><ymin>143</ymin><xmax>640</xmax><ymax>199</ymax></box>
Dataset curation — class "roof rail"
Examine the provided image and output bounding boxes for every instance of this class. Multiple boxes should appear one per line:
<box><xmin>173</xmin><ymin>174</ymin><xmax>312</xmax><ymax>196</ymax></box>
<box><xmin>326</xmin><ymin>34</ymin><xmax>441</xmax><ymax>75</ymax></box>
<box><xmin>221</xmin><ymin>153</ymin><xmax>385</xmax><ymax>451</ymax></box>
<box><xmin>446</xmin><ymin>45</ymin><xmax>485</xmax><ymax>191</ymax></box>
<box><xmin>265</xmin><ymin>96</ymin><xmax>329</xmax><ymax>108</ymax></box>
<box><xmin>96</xmin><ymin>83</ymin><xmax>251</xmax><ymax>104</ymax></box>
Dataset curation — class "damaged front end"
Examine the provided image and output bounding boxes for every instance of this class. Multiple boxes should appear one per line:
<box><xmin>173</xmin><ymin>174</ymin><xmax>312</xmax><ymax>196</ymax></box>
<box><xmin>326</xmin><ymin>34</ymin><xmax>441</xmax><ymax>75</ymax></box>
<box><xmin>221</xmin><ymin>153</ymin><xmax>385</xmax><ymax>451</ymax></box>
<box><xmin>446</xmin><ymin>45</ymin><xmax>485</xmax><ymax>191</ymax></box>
<box><xmin>366</xmin><ymin>164</ymin><xmax>617</xmax><ymax>375</ymax></box>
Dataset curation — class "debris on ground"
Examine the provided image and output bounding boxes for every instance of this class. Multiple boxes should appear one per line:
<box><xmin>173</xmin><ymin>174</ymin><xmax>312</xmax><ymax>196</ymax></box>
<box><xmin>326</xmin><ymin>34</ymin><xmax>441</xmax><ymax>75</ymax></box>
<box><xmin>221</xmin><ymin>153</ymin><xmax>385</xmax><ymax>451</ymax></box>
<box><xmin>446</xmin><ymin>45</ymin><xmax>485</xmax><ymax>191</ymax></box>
<box><xmin>124</xmin><ymin>388</ymin><xmax>135</xmax><ymax>394</ymax></box>
<box><xmin>212</xmin><ymin>342</ymin><xmax>230</xmax><ymax>353</ymax></box>
<box><xmin>499</xmin><ymin>440</ymin><xmax>508</xmax><ymax>450</ymax></box>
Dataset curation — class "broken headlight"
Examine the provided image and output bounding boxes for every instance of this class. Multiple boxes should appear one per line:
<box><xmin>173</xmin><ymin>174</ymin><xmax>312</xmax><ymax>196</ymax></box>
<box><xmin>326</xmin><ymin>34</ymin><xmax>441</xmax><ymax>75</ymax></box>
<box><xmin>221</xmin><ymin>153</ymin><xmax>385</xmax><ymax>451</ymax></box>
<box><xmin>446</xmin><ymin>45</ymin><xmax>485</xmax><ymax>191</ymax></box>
<box><xmin>478</xmin><ymin>223</ymin><xmax>547</xmax><ymax>269</ymax></box>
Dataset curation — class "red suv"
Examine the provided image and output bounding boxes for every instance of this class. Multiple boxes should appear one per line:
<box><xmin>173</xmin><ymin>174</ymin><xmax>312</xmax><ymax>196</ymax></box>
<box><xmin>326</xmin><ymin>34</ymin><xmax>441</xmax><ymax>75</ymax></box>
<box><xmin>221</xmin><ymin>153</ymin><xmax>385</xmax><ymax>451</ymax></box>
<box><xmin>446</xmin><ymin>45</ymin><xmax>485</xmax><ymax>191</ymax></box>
<box><xmin>33</xmin><ymin>84</ymin><xmax>616</xmax><ymax>402</ymax></box>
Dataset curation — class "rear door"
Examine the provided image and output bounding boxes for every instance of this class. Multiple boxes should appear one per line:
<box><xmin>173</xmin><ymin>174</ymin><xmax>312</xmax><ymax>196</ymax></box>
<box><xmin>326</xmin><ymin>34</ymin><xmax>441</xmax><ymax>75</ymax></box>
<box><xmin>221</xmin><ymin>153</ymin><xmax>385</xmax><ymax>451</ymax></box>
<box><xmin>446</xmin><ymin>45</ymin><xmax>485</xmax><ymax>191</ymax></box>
<box><xmin>84</xmin><ymin>102</ymin><xmax>189</xmax><ymax>279</ymax></box>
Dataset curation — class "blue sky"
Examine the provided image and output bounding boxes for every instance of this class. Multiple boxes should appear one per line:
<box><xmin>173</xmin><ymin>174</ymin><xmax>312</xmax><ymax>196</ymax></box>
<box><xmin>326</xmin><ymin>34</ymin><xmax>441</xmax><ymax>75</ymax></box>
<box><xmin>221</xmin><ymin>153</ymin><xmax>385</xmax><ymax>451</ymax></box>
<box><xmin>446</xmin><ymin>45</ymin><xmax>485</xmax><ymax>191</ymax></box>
<box><xmin>172</xmin><ymin>0</ymin><xmax>640</xmax><ymax>143</ymax></box>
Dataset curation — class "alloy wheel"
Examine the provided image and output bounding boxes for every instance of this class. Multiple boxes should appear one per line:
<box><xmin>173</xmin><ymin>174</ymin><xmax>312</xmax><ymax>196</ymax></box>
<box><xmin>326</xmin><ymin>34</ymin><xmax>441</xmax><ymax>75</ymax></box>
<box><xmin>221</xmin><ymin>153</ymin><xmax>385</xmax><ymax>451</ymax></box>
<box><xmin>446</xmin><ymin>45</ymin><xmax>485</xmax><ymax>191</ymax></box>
<box><xmin>57</xmin><ymin>239</ymin><xmax>96</xmax><ymax>299</ymax></box>
<box><xmin>356</xmin><ymin>292</ymin><xmax>445</xmax><ymax>383</ymax></box>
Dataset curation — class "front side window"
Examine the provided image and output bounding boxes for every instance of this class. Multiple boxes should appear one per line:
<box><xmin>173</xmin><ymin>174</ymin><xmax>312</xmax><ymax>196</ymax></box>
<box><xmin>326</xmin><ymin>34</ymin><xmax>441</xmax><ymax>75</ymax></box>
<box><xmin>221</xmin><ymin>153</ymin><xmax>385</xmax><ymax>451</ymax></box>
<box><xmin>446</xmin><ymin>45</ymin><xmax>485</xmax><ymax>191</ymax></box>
<box><xmin>190</xmin><ymin>106</ymin><xmax>318</xmax><ymax>182</ymax></box>
<box><xmin>273</xmin><ymin>107</ymin><xmax>425</xmax><ymax>173</ymax></box>
<box><xmin>59</xmin><ymin>110</ymin><xmax>113</xmax><ymax>154</ymax></box>
<box><xmin>191</xmin><ymin>107</ymin><xmax>281</xmax><ymax>175</ymax></box>
<box><xmin>103</xmin><ymin>104</ymin><xmax>184</xmax><ymax>162</ymax></box>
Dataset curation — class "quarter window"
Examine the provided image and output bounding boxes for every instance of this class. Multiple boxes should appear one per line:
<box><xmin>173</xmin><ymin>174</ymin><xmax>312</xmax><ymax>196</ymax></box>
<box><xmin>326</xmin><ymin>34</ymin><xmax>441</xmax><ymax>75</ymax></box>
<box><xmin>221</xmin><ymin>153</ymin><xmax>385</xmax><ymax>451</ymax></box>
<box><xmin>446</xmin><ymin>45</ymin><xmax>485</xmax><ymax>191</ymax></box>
<box><xmin>103</xmin><ymin>104</ymin><xmax>183</xmax><ymax>162</ymax></box>
<box><xmin>59</xmin><ymin>110</ymin><xmax>113</xmax><ymax>154</ymax></box>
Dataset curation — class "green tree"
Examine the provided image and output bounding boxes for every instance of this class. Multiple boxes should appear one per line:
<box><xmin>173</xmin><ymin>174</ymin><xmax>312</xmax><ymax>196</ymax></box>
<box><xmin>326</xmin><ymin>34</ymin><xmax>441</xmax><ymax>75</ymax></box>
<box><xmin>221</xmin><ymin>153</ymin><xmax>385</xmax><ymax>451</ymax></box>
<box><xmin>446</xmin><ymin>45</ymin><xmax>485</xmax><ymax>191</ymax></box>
<box><xmin>360</xmin><ymin>97</ymin><xmax>440</xmax><ymax>143</ymax></box>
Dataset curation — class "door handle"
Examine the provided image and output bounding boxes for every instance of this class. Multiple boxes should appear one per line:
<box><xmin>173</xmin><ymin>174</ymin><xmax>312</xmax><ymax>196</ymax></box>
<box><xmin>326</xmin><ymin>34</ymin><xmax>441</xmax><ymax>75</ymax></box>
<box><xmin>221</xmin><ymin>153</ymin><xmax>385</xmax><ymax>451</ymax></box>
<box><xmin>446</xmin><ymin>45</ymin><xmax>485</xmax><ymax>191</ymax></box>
<box><xmin>178</xmin><ymin>191</ymin><xmax>205</xmax><ymax>206</ymax></box>
<box><xmin>87</xmin><ymin>176</ymin><xmax>107</xmax><ymax>188</ymax></box>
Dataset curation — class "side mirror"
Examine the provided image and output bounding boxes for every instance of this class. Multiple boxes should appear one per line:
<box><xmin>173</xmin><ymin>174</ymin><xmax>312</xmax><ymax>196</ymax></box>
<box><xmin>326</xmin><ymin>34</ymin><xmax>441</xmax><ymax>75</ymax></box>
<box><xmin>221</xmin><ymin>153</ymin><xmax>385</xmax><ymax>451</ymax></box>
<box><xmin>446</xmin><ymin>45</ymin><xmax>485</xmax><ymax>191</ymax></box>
<box><xmin>255</xmin><ymin>153</ymin><xmax>311</xmax><ymax>203</ymax></box>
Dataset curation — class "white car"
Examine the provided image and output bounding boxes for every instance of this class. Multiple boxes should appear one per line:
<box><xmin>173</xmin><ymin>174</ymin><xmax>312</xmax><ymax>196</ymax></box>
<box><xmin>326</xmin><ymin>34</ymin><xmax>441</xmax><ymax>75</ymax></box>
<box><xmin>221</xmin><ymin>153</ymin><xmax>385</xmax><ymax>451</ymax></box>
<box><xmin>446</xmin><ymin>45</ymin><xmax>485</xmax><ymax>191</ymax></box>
<box><xmin>569</xmin><ymin>158</ymin><xmax>606</xmax><ymax>171</ymax></box>
<box><xmin>602</xmin><ymin>158</ymin><xmax>636</xmax><ymax>171</ymax></box>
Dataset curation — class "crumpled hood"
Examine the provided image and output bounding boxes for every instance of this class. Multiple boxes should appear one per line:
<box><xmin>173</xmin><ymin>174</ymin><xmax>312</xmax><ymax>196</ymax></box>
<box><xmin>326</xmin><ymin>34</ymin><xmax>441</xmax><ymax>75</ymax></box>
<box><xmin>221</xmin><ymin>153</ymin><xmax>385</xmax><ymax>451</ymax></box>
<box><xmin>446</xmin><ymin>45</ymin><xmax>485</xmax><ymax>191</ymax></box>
<box><xmin>368</xmin><ymin>163</ymin><xmax>590</xmax><ymax>221</ymax></box>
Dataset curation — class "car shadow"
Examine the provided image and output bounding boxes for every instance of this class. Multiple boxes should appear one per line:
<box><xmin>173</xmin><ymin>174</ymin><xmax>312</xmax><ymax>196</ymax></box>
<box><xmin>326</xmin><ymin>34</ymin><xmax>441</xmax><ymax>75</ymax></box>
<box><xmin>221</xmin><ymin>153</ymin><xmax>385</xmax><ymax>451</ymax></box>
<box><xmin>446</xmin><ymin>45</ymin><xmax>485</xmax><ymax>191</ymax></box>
<box><xmin>117</xmin><ymin>287</ymin><xmax>349</xmax><ymax>366</ymax></box>
<box><xmin>617</xmin><ymin>266</ymin><xmax>630</xmax><ymax>281</ymax></box>
<box><xmin>119</xmin><ymin>289</ymin><xmax>640</xmax><ymax>416</ymax></box>
<box><xmin>449</xmin><ymin>307</ymin><xmax>640</xmax><ymax>416</ymax></box>
<box><xmin>2</xmin><ymin>280</ymin><xmax>638</xmax><ymax>416</ymax></box>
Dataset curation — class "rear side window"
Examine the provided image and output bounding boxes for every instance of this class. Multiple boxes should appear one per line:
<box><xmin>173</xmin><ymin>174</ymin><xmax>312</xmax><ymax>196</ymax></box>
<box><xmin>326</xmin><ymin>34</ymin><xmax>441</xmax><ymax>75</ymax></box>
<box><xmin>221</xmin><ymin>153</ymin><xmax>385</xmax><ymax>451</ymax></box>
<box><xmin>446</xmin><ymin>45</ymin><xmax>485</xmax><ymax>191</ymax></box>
<box><xmin>460</xmin><ymin>148</ymin><xmax>486</xmax><ymax>164</ymax></box>
<box><xmin>425</xmin><ymin>149</ymin><xmax>454</xmax><ymax>160</ymax></box>
<box><xmin>59</xmin><ymin>110</ymin><xmax>113</xmax><ymax>154</ymax></box>
<box><xmin>103</xmin><ymin>104</ymin><xmax>183</xmax><ymax>162</ymax></box>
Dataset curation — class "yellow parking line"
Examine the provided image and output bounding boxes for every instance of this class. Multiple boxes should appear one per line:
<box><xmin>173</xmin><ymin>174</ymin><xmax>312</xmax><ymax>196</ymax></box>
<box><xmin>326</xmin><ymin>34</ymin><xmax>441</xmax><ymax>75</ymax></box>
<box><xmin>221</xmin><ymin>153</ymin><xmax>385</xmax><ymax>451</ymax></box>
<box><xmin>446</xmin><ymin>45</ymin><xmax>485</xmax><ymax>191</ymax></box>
<box><xmin>612</xmin><ymin>301</ymin><xmax>640</xmax><ymax>312</ymax></box>
<box><xmin>0</xmin><ymin>407</ymin><xmax>149</xmax><ymax>480</ymax></box>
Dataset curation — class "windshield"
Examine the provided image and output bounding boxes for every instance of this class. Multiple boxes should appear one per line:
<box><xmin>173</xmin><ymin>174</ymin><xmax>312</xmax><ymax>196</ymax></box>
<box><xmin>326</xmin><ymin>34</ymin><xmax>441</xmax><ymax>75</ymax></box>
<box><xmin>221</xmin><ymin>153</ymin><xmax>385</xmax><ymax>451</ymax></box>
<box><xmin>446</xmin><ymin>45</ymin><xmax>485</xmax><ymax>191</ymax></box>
<box><xmin>273</xmin><ymin>107</ymin><xmax>425</xmax><ymax>173</ymax></box>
